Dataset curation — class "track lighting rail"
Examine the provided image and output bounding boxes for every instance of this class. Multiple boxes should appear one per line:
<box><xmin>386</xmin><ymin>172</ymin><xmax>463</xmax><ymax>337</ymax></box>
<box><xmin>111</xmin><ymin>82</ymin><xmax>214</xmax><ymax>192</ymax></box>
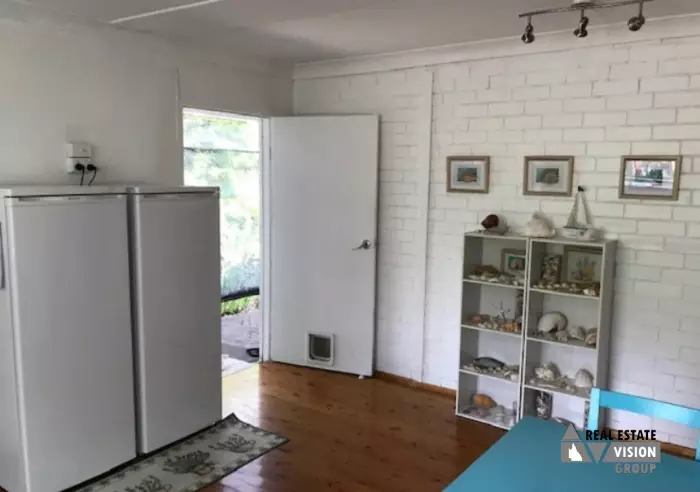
<box><xmin>519</xmin><ymin>0</ymin><xmax>652</xmax><ymax>44</ymax></box>
<box><xmin>519</xmin><ymin>0</ymin><xmax>652</xmax><ymax>19</ymax></box>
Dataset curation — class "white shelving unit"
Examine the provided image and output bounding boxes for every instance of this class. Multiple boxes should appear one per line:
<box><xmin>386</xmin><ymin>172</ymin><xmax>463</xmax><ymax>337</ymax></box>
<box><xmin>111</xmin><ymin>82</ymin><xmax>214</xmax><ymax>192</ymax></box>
<box><xmin>457</xmin><ymin>233</ymin><xmax>528</xmax><ymax>430</ymax></box>
<box><xmin>457</xmin><ymin>232</ymin><xmax>616</xmax><ymax>431</ymax></box>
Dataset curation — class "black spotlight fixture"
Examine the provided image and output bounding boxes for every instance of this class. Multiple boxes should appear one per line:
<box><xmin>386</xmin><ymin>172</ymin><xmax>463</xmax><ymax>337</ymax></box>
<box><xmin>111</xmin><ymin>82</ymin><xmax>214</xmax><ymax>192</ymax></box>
<box><xmin>628</xmin><ymin>1</ymin><xmax>646</xmax><ymax>31</ymax></box>
<box><xmin>519</xmin><ymin>0</ymin><xmax>653</xmax><ymax>43</ymax></box>
<box><xmin>574</xmin><ymin>9</ymin><xmax>589</xmax><ymax>38</ymax></box>
<box><xmin>522</xmin><ymin>16</ymin><xmax>535</xmax><ymax>44</ymax></box>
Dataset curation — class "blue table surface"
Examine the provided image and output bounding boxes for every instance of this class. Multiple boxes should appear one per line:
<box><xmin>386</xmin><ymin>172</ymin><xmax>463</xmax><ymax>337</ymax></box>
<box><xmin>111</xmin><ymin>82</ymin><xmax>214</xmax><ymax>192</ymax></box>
<box><xmin>445</xmin><ymin>417</ymin><xmax>700</xmax><ymax>492</ymax></box>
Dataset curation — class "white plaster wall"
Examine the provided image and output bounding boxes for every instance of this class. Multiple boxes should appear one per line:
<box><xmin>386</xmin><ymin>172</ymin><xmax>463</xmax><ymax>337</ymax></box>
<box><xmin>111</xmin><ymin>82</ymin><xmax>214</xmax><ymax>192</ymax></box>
<box><xmin>0</xmin><ymin>2</ymin><xmax>292</xmax><ymax>186</ymax></box>
<box><xmin>294</xmin><ymin>16</ymin><xmax>700</xmax><ymax>447</ymax></box>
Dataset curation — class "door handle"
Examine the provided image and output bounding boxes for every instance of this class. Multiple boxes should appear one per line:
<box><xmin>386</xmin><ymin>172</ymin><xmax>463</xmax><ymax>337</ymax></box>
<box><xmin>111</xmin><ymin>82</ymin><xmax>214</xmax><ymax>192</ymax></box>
<box><xmin>353</xmin><ymin>240</ymin><xmax>372</xmax><ymax>251</ymax></box>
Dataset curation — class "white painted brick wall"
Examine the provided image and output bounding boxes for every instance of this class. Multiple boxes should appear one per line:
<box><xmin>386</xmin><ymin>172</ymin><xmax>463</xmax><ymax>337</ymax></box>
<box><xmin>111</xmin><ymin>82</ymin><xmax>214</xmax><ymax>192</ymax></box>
<box><xmin>295</xmin><ymin>26</ymin><xmax>700</xmax><ymax>446</ymax></box>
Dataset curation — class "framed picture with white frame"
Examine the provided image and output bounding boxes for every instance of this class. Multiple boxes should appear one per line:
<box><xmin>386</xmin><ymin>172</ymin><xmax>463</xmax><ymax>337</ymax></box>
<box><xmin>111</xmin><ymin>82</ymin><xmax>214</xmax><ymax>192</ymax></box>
<box><xmin>446</xmin><ymin>156</ymin><xmax>490</xmax><ymax>194</ymax></box>
<box><xmin>523</xmin><ymin>156</ymin><xmax>574</xmax><ymax>197</ymax></box>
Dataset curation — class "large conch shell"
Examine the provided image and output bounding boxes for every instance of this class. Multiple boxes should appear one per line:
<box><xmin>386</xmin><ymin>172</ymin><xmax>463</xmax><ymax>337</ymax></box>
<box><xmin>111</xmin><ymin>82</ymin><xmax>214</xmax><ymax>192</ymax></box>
<box><xmin>535</xmin><ymin>363</ymin><xmax>560</xmax><ymax>382</ymax></box>
<box><xmin>523</xmin><ymin>212</ymin><xmax>556</xmax><ymax>238</ymax></box>
<box><xmin>568</xmin><ymin>325</ymin><xmax>585</xmax><ymax>341</ymax></box>
<box><xmin>585</xmin><ymin>328</ymin><xmax>598</xmax><ymax>347</ymax></box>
<box><xmin>537</xmin><ymin>312</ymin><xmax>567</xmax><ymax>333</ymax></box>
<box><xmin>472</xmin><ymin>393</ymin><xmax>497</xmax><ymax>409</ymax></box>
<box><xmin>574</xmin><ymin>369</ymin><xmax>594</xmax><ymax>389</ymax></box>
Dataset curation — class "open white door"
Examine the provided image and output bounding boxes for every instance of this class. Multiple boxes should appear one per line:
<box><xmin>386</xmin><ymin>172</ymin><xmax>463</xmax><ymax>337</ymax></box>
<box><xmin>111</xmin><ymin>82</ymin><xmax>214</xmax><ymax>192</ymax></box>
<box><xmin>268</xmin><ymin>115</ymin><xmax>378</xmax><ymax>377</ymax></box>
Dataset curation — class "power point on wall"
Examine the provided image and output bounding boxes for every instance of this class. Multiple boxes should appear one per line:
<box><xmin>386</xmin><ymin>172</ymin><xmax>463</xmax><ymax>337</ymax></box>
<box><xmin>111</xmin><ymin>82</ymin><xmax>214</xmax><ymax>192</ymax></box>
<box><xmin>65</xmin><ymin>142</ymin><xmax>93</xmax><ymax>174</ymax></box>
<box><xmin>66</xmin><ymin>158</ymin><xmax>88</xmax><ymax>174</ymax></box>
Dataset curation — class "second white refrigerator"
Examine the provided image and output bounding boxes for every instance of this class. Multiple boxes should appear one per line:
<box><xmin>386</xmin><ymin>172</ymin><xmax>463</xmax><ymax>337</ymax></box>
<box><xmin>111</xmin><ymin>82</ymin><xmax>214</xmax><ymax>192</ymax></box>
<box><xmin>128</xmin><ymin>187</ymin><xmax>222</xmax><ymax>453</ymax></box>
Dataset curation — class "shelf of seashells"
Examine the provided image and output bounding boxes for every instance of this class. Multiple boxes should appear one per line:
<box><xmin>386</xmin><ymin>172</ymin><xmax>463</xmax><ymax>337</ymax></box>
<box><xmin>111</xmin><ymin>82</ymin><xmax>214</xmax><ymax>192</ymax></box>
<box><xmin>528</xmin><ymin>311</ymin><xmax>597</xmax><ymax>349</ymax></box>
<box><xmin>524</xmin><ymin>388</ymin><xmax>590</xmax><ymax>430</ymax></box>
<box><xmin>465</xmin><ymin>265</ymin><xmax>525</xmax><ymax>287</ymax></box>
<box><xmin>531</xmin><ymin>280</ymin><xmax>600</xmax><ymax>297</ymax></box>
<box><xmin>457</xmin><ymin>232</ymin><xmax>615</xmax><ymax>430</ymax></box>
<box><xmin>461</xmin><ymin>356</ymin><xmax>520</xmax><ymax>382</ymax></box>
<box><xmin>526</xmin><ymin>362</ymin><xmax>593</xmax><ymax>399</ymax></box>
<box><xmin>464</xmin><ymin>313</ymin><xmax>521</xmax><ymax>335</ymax></box>
<box><xmin>461</xmin><ymin>392</ymin><xmax>517</xmax><ymax>429</ymax></box>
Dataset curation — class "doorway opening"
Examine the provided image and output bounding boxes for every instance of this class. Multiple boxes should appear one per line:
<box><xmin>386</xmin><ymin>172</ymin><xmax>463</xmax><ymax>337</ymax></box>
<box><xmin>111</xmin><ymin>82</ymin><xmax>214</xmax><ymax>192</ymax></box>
<box><xmin>183</xmin><ymin>108</ymin><xmax>262</xmax><ymax>377</ymax></box>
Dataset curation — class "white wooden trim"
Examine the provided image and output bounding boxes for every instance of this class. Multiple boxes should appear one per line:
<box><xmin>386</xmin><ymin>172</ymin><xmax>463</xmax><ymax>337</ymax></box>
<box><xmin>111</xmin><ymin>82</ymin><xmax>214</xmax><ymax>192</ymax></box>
<box><xmin>416</xmin><ymin>70</ymin><xmax>434</xmax><ymax>382</ymax></box>
<box><xmin>294</xmin><ymin>14</ymin><xmax>700</xmax><ymax>80</ymax></box>
<box><xmin>261</xmin><ymin>118</ymin><xmax>272</xmax><ymax>362</ymax></box>
<box><xmin>176</xmin><ymin>68</ymin><xmax>184</xmax><ymax>185</ymax></box>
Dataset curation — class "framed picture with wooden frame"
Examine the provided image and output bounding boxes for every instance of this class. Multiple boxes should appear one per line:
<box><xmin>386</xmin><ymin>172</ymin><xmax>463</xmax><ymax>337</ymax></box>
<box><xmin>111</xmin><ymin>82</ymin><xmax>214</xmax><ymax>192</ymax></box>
<box><xmin>523</xmin><ymin>156</ymin><xmax>574</xmax><ymax>197</ymax></box>
<box><xmin>618</xmin><ymin>155</ymin><xmax>682</xmax><ymax>201</ymax></box>
<box><xmin>563</xmin><ymin>246</ymin><xmax>602</xmax><ymax>284</ymax></box>
<box><xmin>446</xmin><ymin>156</ymin><xmax>490</xmax><ymax>194</ymax></box>
<box><xmin>501</xmin><ymin>249</ymin><xmax>527</xmax><ymax>277</ymax></box>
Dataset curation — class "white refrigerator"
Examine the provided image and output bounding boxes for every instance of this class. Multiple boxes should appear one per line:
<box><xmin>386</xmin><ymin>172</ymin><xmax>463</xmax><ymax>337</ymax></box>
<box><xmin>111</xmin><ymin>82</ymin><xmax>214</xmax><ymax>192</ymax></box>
<box><xmin>0</xmin><ymin>187</ymin><xmax>137</xmax><ymax>492</ymax></box>
<box><xmin>128</xmin><ymin>186</ymin><xmax>222</xmax><ymax>454</ymax></box>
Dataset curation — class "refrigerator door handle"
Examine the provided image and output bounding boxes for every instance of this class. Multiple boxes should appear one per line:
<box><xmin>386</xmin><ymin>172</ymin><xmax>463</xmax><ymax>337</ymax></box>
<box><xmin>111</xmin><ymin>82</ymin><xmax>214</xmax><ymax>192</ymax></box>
<box><xmin>138</xmin><ymin>192</ymin><xmax>219</xmax><ymax>200</ymax></box>
<box><xmin>15</xmin><ymin>194</ymin><xmax>126</xmax><ymax>203</ymax></box>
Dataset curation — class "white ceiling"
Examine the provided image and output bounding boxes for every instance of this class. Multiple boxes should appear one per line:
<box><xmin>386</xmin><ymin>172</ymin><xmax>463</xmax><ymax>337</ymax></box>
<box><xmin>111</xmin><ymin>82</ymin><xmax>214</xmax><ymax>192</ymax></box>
<box><xmin>20</xmin><ymin>0</ymin><xmax>700</xmax><ymax>63</ymax></box>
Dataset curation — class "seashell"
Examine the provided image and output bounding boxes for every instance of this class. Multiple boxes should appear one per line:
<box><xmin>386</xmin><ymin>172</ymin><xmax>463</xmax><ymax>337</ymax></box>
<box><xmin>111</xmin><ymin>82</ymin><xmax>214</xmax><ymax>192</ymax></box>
<box><xmin>552</xmin><ymin>417</ymin><xmax>575</xmax><ymax>427</ymax></box>
<box><xmin>585</xmin><ymin>328</ymin><xmax>597</xmax><ymax>347</ymax></box>
<box><xmin>491</xmin><ymin>405</ymin><xmax>506</xmax><ymax>423</ymax></box>
<box><xmin>537</xmin><ymin>312</ymin><xmax>568</xmax><ymax>333</ymax></box>
<box><xmin>470</xmin><ymin>407</ymin><xmax>489</xmax><ymax>418</ymax></box>
<box><xmin>481</xmin><ymin>214</ymin><xmax>499</xmax><ymax>229</ymax></box>
<box><xmin>555</xmin><ymin>331</ymin><xmax>569</xmax><ymax>343</ymax></box>
<box><xmin>535</xmin><ymin>363</ymin><xmax>560</xmax><ymax>382</ymax></box>
<box><xmin>473</xmin><ymin>393</ymin><xmax>497</xmax><ymax>409</ymax></box>
<box><xmin>568</xmin><ymin>325</ymin><xmax>585</xmax><ymax>341</ymax></box>
<box><xmin>524</xmin><ymin>212</ymin><xmax>556</xmax><ymax>238</ymax></box>
<box><xmin>574</xmin><ymin>369</ymin><xmax>594</xmax><ymax>389</ymax></box>
<box><xmin>474</xmin><ymin>265</ymin><xmax>499</xmax><ymax>276</ymax></box>
<box><xmin>502</xmin><ymin>321</ymin><xmax>520</xmax><ymax>333</ymax></box>
<box><xmin>473</xmin><ymin>357</ymin><xmax>505</xmax><ymax>370</ymax></box>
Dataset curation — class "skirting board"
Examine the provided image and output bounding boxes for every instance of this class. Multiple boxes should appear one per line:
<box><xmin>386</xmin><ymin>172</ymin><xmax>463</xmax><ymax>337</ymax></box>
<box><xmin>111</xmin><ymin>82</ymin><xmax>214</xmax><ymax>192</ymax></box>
<box><xmin>375</xmin><ymin>371</ymin><xmax>697</xmax><ymax>460</ymax></box>
<box><xmin>375</xmin><ymin>371</ymin><xmax>456</xmax><ymax>398</ymax></box>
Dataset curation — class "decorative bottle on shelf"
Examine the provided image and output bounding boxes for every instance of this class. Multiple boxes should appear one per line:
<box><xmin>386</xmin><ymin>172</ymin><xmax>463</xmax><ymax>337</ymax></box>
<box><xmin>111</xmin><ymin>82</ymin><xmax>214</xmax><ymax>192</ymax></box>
<box><xmin>535</xmin><ymin>391</ymin><xmax>553</xmax><ymax>420</ymax></box>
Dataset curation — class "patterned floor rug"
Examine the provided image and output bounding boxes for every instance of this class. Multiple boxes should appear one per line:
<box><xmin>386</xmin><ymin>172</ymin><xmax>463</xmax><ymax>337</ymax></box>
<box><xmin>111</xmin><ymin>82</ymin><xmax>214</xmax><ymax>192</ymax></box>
<box><xmin>74</xmin><ymin>413</ymin><xmax>288</xmax><ymax>492</ymax></box>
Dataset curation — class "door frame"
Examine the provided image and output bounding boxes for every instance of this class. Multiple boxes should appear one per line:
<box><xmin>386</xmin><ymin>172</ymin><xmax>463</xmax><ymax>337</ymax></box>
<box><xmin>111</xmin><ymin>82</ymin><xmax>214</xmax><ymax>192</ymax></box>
<box><xmin>261</xmin><ymin>118</ymin><xmax>272</xmax><ymax>362</ymax></box>
<box><xmin>180</xmin><ymin>106</ymin><xmax>267</xmax><ymax>363</ymax></box>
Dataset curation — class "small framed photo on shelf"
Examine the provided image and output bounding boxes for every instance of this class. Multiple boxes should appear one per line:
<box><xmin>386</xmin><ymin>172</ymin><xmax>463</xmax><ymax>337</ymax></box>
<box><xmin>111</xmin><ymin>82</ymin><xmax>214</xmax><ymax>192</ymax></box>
<box><xmin>501</xmin><ymin>249</ymin><xmax>527</xmax><ymax>277</ymax></box>
<box><xmin>523</xmin><ymin>156</ymin><xmax>574</xmax><ymax>197</ymax></box>
<box><xmin>541</xmin><ymin>254</ymin><xmax>562</xmax><ymax>283</ymax></box>
<box><xmin>563</xmin><ymin>247</ymin><xmax>602</xmax><ymax>284</ymax></box>
<box><xmin>446</xmin><ymin>156</ymin><xmax>490</xmax><ymax>194</ymax></box>
<box><xmin>618</xmin><ymin>155</ymin><xmax>682</xmax><ymax>200</ymax></box>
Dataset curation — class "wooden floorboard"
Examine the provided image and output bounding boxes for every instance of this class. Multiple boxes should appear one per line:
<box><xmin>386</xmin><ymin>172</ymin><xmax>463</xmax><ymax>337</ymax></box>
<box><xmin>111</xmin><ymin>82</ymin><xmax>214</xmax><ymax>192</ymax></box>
<box><xmin>208</xmin><ymin>362</ymin><xmax>505</xmax><ymax>492</ymax></box>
